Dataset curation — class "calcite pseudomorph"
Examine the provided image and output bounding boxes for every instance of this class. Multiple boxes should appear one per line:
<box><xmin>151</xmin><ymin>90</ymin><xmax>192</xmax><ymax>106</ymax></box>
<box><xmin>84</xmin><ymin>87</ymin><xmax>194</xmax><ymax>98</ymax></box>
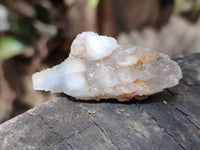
<box><xmin>32</xmin><ymin>32</ymin><xmax>182</xmax><ymax>101</ymax></box>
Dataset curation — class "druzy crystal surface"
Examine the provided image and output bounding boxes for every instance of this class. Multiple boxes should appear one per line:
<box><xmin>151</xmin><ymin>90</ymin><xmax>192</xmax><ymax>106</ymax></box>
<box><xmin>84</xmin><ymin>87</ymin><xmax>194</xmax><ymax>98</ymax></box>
<box><xmin>32</xmin><ymin>32</ymin><xmax>182</xmax><ymax>101</ymax></box>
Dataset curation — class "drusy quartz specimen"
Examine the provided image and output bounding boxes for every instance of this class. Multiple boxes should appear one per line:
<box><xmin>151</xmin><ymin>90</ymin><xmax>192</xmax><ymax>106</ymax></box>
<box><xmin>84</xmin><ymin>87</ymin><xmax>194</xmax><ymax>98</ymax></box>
<box><xmin>32</xmin><ymin>32</ymin><xmax>182</xmax><ymax>101</ymax></box>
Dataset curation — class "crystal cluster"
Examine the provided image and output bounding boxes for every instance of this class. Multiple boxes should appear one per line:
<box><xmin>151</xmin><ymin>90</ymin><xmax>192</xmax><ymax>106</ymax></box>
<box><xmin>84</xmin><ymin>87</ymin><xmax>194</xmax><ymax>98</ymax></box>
<box><xmin>32</xmin><ymin>32</ymin><xmax>182</xmax><ymax>101</ymax></box>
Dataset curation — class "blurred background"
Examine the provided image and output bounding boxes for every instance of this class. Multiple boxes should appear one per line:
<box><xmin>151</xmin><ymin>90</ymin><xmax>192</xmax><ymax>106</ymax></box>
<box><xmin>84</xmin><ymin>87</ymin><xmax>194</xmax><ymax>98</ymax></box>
<box><xmin>0</xmin><ymin>0</ymin><xmax>200</xmax><ymax>123</ymax></box>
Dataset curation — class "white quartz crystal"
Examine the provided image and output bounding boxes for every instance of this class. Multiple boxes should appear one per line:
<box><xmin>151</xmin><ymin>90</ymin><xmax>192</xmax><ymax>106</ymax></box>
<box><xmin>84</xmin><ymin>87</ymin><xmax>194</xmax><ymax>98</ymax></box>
<box><xmin>32</xmin><ymin>32</ymin><xmax>182</xmax><ymax>101</ymax></box>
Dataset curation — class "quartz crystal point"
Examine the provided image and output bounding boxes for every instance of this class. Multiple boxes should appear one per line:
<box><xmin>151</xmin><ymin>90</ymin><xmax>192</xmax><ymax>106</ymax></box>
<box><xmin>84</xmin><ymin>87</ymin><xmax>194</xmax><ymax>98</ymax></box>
<box><xmin>32</xmin><ymin>32</ymin><xmax>182</xmax><ymax>101</ymax></box>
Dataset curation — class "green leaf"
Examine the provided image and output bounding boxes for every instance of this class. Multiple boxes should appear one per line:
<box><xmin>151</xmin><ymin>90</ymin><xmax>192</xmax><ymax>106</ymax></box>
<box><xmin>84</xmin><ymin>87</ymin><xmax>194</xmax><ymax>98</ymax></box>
<box><xmin>88</xmin><ymin>0</ymin><xmax>99</xmax><ymax>9</ymax></box>
<box><xmin>0</xmin><ymin>36</ymin><xmax>27</xmax><ymax>60</ymax></box>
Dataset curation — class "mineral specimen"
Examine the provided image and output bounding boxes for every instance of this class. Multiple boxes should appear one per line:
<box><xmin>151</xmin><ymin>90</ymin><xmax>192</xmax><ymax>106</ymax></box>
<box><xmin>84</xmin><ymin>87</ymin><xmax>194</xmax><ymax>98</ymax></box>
<box><xmin>32</xmin><ymin>32</ymin><xmax>182</xmax><ymax>101</ymax></box>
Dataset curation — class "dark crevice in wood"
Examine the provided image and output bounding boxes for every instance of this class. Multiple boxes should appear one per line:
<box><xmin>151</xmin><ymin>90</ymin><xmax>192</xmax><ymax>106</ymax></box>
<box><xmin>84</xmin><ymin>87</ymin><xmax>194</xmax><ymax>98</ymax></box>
<box><xmin>38</xmin><ymin>114</ymin><xmax>74</xmax><ymax>149</ymax></box>
<box><xmin>130</xmin><ymin>124</ymin><xmax>150</xmax><ymax>141</ymax></box>
<box><xmin>163</xmin><ymin>96</ymin><xmax>200</xmax><ymax>131</ymax></box>
<box><xmin>136</xmin><ymin>104</ymin><xmax>186</xmax><ymax>150</ymax></box>
<box><xmin>92</xmin><ymin>119</ymin><xmax>121</xmax><ymax>150</ymax></box>
<box><xmin>65</xmin><ymin>125</ymin><xmax>92</xmax><ymax>140</ymax></box>
<box><xmin>166</xmin><ymin>89</ymin><xmax>177</xmax><ymax>97</ymax></box>
<box><xmin>80</xmin><ymin>105</ymin><xmax>121</xmax><ymax>150</ymax></box>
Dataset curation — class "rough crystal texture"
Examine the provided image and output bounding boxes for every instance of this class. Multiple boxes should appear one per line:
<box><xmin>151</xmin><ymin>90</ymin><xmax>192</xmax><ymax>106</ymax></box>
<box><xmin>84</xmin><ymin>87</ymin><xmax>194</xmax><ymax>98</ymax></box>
<box><xmin>32</xmin><ymin>32</ymin><xmax>182</xmax><ymax>101</ymax></box>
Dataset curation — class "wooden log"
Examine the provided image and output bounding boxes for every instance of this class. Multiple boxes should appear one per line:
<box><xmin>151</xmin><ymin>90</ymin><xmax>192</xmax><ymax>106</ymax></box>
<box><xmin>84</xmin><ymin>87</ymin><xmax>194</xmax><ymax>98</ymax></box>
<box><xmin>0</xmin><ymin>53</ymin><xmax>200</xmax><ymax>150</ymax></box>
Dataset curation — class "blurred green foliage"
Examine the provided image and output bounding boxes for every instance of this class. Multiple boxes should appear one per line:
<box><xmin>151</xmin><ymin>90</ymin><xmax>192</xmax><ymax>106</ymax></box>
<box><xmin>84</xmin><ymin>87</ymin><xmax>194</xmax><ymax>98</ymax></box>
<box><xmin>9</xmin><ymin>15</ymin><xmax>37</xmax><ymax>42</ymax></box>
<box><xmin>0</xmin><ymin>36</ymin><xmax>27</xmax><ymax>60</ymax></box>
<box><xmin>0</xmin><ymin>0</ymin><xmax>55</xmax><ymax>60</ymax></box>
<box><xmin>1</xmin><ymin>0</ymin><xmax>200</xmax><ymax>61</ymax></box>
<box><xmin>174</xmin><ymin>0</ymin><xmax>200</xmax><ymax>21</ymax></box>
<box><xmin>88</xmin><ymin>0</ymin><xmax>99</xmax><ymax>9</ymax></box>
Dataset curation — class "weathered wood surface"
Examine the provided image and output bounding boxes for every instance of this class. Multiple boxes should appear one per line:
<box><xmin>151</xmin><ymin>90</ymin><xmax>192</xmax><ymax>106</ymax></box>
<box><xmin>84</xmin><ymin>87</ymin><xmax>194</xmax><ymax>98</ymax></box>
<box><xmin>0</xmin><ymin>53</ymin><xmax>200</xmax><ymax>150</ymax></box>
